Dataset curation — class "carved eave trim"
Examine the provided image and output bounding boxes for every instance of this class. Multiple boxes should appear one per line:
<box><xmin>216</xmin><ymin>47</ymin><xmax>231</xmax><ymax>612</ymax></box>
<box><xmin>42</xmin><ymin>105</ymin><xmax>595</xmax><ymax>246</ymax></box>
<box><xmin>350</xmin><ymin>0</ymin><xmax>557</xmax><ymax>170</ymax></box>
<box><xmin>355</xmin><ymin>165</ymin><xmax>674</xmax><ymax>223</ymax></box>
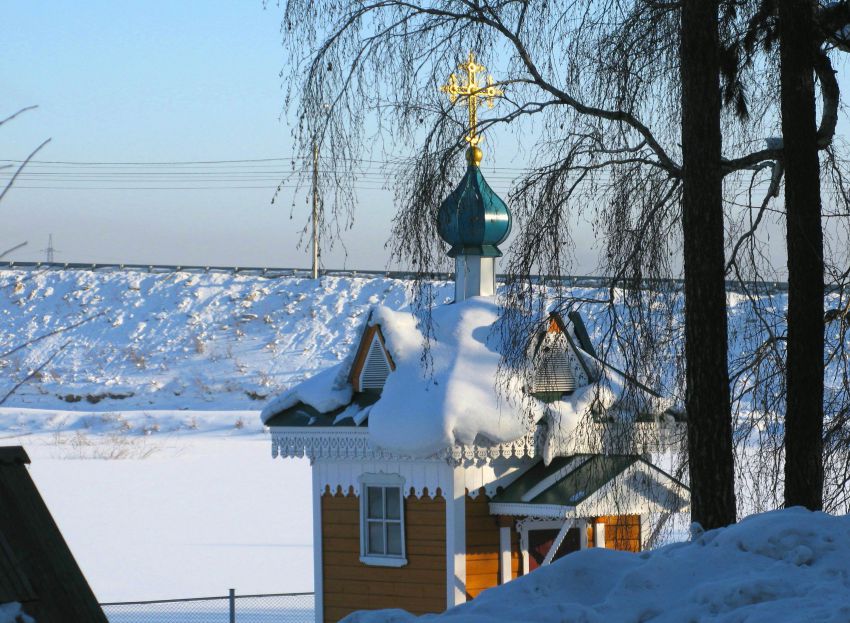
<box><xmin>269</xmin><ymin>426</ymin><xmax>545</xmax><ymax>465</ymax></box>
<box><xmin>490</xmin><ymin>503</ymin><xmax>574</xmax><ymax>519</ymax></box>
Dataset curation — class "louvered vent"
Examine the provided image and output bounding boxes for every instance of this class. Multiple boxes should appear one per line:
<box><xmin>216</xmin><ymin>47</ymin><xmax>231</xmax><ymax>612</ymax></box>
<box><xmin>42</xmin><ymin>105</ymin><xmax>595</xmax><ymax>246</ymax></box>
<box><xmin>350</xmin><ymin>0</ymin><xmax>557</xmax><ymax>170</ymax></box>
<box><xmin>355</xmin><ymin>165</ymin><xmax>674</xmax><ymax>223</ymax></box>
<box><xmin>534</xmin><ymin>350</ymin><xmax>576</xmax><ymax>394</ymax></box>
<box><xmin>360</xmin><ymin>335</ymin><xmax>391</xmax><ymax>391</ymax></box>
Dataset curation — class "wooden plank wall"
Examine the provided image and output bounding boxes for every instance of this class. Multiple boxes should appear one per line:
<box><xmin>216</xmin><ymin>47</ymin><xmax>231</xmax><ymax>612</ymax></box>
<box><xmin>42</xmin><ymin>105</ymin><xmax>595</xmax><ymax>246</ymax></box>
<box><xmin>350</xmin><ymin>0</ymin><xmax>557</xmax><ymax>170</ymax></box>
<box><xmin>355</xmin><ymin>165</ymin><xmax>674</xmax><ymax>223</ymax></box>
<box><xmin>321</xmin><ymin>487</ymin><xmax>446</xmax><ymax>623</ymax></box>
<box><xmin>465</xmin><ymin>489</ymin><xmax>519</xmax><ymax>599</ymax></box>
<box><xmin>596</xmin><ymin>515</ymin><xmax>641</xmax><ymax>552</ymax></box>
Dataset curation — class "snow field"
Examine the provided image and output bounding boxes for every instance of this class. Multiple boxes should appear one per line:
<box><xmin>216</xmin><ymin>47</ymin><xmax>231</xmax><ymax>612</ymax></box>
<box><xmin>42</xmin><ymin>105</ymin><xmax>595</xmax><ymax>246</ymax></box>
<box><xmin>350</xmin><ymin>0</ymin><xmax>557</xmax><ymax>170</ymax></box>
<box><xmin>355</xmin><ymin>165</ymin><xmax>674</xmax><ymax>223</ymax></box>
<box><xmin>3</xmin><ymin>417</ymin><xmax>313</xmax><ymax>602</ymax></box>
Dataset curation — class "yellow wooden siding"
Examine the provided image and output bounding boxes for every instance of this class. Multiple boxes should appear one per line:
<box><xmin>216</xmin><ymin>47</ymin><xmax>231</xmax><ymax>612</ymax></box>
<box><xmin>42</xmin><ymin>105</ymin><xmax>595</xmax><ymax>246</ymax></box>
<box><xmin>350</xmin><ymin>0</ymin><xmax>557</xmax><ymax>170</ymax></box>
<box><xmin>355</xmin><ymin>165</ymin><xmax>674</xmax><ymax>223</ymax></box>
<box><xmin>321</xmin><ymin>487</ymin><xmax>446</xmax><ymax>623</ymax></box>
<box><xmin>465</xmin><ymin>490</ymin><xmax>520</xmax><ymax>599</ymax></box>
<box><xmin>595</xmin><ymin>514</ymin><xmax>642</xmax><ymax>552</ymax></box>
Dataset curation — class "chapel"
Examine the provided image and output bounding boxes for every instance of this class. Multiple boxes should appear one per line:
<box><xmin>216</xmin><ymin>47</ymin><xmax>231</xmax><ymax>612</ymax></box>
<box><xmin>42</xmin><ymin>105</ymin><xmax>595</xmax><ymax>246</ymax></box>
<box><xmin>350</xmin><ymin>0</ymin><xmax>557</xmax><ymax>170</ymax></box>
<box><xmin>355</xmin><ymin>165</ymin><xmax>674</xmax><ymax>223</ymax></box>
<box><xmin>261</xmin><ymin>53</ymin><xmax>689</xmax><ymax>623</ymax></box>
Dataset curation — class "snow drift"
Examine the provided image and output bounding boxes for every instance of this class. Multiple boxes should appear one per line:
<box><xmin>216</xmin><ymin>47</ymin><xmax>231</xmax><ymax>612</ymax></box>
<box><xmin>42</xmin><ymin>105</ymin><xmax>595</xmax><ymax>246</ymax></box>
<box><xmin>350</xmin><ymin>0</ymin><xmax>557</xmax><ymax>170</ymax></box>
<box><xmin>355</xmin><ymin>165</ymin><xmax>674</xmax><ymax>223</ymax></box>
<box><xmin>344</xmin><ymin>508</ymin><xmax>850</xmax><ymax>623</ymax></box>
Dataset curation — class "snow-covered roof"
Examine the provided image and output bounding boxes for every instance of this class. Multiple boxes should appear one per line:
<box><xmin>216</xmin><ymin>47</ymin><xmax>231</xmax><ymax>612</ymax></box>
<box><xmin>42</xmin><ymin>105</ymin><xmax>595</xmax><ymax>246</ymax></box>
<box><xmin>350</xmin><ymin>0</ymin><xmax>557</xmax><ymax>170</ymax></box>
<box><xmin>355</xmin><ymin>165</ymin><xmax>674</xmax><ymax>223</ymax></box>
<box><xmin>262</xmin><ymin>297</ymin><xmax>677</xmax><ymax>459</ymax></box>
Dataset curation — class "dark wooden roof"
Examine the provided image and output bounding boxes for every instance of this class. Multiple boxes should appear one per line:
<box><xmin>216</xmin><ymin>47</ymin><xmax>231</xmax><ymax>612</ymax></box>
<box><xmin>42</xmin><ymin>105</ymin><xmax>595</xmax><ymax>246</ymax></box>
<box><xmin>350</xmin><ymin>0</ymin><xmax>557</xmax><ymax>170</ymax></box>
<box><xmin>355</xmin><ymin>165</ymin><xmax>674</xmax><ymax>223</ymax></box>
<box><xmin>0</xmin><ymin>446</ymin><xmax>108</xmax><ymax>622</ymax></box>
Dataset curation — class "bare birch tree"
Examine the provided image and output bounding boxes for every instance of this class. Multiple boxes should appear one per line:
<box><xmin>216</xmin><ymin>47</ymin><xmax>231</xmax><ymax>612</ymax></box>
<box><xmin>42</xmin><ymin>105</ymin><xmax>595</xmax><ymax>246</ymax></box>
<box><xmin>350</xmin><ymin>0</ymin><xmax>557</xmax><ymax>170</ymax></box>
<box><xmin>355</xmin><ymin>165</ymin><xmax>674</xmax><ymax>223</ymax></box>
<box><xmin>272</xmin><ymin>0</ymin><xmax>850</xmax><ymax>522</ymax></box>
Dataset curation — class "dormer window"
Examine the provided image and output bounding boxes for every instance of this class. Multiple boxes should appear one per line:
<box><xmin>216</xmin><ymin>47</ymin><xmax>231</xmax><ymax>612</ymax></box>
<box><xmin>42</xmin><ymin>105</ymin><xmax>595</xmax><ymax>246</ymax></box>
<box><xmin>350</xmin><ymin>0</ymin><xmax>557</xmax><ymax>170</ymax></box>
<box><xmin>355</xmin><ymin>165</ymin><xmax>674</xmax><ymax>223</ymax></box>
<box><xmin>533</xmin><ymin>347</ymin><xmax>576</xmax><ymax>400</ymax></box>
<box><xmin>358</xmin><ymin>331</ymin><xmax>392</xmax><ymax>392</ymax></box>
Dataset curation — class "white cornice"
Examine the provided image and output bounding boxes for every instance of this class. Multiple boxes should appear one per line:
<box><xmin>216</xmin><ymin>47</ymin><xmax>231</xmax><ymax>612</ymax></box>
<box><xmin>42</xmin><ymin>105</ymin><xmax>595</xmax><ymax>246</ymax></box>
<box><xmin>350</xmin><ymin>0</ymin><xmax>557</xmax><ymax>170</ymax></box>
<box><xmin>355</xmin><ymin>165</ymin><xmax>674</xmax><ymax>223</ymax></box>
<box><xmin>270</xmin><ymin>426</ymin><xmax>545</xmax><ymax>465</ymax></box>
<box><xmin>269</xmin><ymin>421</ymin><xmax>684</xmax><ymax>465</ymax></box>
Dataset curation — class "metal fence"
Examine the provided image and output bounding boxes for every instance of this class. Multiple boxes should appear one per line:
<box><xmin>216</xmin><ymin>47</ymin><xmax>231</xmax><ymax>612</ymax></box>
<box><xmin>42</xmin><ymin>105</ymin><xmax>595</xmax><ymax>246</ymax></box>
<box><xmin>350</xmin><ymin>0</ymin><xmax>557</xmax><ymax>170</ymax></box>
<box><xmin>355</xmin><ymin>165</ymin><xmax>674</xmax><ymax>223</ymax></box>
<box><xmin>0</xmin><ymin>260</ymin><xmax>805</xmax><ymax>293</ymax></box>
<box><xmin>100</xmin><ymin>590</ymin><xmax>314</xmax><ymax>623</ymax></box>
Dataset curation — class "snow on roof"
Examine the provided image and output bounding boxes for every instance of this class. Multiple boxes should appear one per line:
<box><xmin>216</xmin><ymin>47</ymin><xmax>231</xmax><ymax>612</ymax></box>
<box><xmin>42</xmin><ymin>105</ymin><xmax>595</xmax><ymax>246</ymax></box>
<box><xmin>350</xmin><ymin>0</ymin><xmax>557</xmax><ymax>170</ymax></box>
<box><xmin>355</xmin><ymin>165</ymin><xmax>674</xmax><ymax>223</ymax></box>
<box><xmin>367</xmin><ymin>298</ymin><xmax>544</xmax><ymax>456</ymax></box>
<box><xmin>262</xmin><ymin>296</ymin><xmax>676</xmax><ymax>458</ymax></box>
<box><xmin>344</xmin><ymin>508</ymin><xmax>850</xmax><ymax>622</ymax></box>
<box><xmin>260</xmin><ymin>363</ymin><xmax>352</xmax><ymax>423</ymax></box>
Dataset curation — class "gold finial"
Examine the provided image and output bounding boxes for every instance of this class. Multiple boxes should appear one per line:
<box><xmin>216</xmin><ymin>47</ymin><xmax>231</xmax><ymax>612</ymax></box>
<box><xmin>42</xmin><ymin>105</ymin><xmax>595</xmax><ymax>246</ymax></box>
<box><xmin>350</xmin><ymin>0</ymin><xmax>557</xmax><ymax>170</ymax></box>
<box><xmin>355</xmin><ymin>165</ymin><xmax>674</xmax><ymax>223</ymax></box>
<box><xmin>440</xmin><ymin>52</ymin><xmax>503</xmax><ymax>159</ymax></box>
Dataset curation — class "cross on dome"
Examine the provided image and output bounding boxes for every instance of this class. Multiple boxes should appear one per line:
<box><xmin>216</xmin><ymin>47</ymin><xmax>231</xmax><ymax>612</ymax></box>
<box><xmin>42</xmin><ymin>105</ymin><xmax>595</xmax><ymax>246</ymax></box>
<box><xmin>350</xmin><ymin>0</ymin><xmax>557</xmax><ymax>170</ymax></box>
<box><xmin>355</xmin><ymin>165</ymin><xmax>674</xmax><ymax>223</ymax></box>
<box><xmin>438</xmin><ymin>52</ymin><xmax>510</xmax><ymax>302</ymax></box>
<box><xmin>440</xmin><ymin>51</ymin><xmax>503</xmax><ymax>153</ymax></box>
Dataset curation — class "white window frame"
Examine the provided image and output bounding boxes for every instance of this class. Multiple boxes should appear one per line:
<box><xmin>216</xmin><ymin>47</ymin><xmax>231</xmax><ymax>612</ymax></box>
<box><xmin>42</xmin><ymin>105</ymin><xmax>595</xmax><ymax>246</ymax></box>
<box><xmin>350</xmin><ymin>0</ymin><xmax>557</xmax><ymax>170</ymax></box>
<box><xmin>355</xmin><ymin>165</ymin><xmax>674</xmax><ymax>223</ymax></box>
<box><xmin>359</xmin><ymin>473</ymin><xmax>408</xmax><ymax>567</ymax></box>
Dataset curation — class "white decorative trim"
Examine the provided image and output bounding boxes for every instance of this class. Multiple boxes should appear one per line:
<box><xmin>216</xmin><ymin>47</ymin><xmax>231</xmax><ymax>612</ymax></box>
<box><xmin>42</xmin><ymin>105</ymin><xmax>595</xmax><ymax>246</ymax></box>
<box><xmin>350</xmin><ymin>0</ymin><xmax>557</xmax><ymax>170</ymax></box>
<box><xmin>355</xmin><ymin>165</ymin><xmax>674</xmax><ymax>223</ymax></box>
<box><xmin>448</xmin><ymin>427</ymin><xmax>545</xmax><ymax>464</ymax></box>
<box><xmin>543</xmin><ymin>422</ymin><xmax>687</xmax><ymax>458</ymax></box>
<box><xmin>311</xmin><ymin>468</ymin><xmax>323</xmax><ymax>623</ymax></box>
<box><xmin>272</xmin><ymin>422</ymin><xmax>683</xmax><ymax>467</ymax></box>
<box><xmin>271</xmin><ymin>426</ymin><xmax>545</xmax><ymax>466</ymax></box>
<box><xmin>315</xmin><ymin>459</ymin><xmax>450</xmax><ymax>500</ymax></box>
<box><xmin>359</xmin><ymin>555</ymin><xmax>408</xmax><ymax>567</ymax></box>
<box><xmin>490</xmin><ymin>502</ymin><xmax>574</xmax><ymax>518</ymax></box>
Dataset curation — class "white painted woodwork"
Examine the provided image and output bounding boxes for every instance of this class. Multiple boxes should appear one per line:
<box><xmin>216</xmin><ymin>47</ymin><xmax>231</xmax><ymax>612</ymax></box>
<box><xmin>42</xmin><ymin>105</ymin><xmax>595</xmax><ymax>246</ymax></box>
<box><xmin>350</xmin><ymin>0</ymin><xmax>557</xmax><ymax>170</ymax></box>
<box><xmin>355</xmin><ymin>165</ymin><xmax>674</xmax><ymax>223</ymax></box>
<box><xmin>540</xmin><ymin>519</ymin><xmax>575</xmax><ymax>566</ymax></box>
<box><xmin>445</xmin><ymin>465</ymin><xmax>467</xmax><ymax>607</ymax></box>
<box><xmin>499</xmin><ymin>526</ymin><xmax>512</xmax><ymax>584</ymax></box>
<box><xmin>359</xmin><ymin>334</ymin><xmax>391</xmax><ymax>390</ymax></box>
<box><xmin>594</xmin><ymin>522</ymin><xmax>606</xmax><ymax>548</ymax></box>
<box><xmin>311</xmin><ymin>468</ymin><xmax>324</xmax><ymax>623</ymax></box>
<box><xmin>454</xmin><ymin>255</ymin><xmax>496</xmax><ymax>301</ymax></box>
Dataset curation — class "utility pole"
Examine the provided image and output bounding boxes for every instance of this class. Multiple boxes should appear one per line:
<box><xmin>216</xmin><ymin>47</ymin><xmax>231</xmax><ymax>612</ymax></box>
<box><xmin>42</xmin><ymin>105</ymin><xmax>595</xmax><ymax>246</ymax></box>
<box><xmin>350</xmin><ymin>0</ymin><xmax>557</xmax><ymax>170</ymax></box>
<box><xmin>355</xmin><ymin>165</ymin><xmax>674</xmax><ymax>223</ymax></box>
<box><xmin>43</xmin><ymin>234</ymin><xmax>56</xmax><ymax>263</ymax></box>
<box><xmin>311</xmin><ymin>143</ymin><xmax>320</xmax><ymax>279</ymax></box>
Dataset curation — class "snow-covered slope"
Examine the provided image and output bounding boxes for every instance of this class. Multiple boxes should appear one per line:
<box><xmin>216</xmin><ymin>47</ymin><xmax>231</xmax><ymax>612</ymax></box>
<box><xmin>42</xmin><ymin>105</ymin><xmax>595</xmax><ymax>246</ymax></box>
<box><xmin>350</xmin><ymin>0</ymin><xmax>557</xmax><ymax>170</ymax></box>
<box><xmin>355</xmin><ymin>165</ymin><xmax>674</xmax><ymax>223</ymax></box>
<box><xmin>0</xmin><ymin>267</ymin><xmax>816</xmax><ymax>433</ymax></box>
<box><xmin>346</xmin><ymin>508</ymin><xmax>850</xmax><ymax>623</ymax></box>
<box><xmin>0</xmin><ymin>269</ymin><xmax>448</xmax><ymax>414</ymax></box>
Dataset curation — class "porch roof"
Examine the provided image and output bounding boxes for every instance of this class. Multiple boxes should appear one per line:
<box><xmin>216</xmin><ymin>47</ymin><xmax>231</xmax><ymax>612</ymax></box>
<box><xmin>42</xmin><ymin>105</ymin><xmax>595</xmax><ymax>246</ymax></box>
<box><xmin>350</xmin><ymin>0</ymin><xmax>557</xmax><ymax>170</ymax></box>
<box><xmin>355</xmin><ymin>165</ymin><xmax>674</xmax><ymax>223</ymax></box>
<box><xmin>490</xmin><ymin>454</ymin><xmax>689</xmax><ymax>517</ymax></box>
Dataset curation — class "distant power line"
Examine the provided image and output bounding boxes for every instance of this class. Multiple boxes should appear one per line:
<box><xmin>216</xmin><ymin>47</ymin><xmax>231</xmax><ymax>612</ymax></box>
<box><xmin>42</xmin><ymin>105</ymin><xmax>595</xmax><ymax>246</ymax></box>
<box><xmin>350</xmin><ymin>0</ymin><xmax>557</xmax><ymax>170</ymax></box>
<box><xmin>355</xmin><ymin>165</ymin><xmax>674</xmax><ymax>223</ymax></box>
<box><xmin>3</xmin><ymin>156</ymin><xmax>841</xmax><ymax>201</ymax></box>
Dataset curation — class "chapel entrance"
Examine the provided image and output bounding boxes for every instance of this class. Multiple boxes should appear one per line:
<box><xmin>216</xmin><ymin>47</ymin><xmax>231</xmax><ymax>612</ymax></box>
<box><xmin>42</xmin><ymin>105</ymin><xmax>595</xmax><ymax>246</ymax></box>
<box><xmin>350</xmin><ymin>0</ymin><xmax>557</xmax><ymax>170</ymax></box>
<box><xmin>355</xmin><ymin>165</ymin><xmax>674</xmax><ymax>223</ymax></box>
<box><xmin>527</xmin><ymin>527</ymin><xmax>581</xmax><ymax>571</ymax></box>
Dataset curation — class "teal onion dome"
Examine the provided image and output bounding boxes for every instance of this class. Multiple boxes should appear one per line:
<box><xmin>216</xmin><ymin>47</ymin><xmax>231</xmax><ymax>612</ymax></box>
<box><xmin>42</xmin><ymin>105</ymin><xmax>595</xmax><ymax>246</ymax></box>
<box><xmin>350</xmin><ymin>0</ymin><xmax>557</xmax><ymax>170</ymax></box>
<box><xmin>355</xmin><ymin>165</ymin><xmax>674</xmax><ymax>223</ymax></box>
<box><xmin>437</xmin><ymin>147</ymin><xmax>512</xmax><ymax>258</ymax></box>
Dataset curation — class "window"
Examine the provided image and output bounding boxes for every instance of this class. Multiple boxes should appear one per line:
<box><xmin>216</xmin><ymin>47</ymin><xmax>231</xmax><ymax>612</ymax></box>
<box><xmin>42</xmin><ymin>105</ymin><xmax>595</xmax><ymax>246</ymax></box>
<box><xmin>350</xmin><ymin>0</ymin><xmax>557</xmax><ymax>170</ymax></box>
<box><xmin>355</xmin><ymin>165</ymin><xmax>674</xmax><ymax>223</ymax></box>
<box><xmin>359</xmin><ymin>475</ymin><xmax>407</xmax><ymax>566</ymax></box>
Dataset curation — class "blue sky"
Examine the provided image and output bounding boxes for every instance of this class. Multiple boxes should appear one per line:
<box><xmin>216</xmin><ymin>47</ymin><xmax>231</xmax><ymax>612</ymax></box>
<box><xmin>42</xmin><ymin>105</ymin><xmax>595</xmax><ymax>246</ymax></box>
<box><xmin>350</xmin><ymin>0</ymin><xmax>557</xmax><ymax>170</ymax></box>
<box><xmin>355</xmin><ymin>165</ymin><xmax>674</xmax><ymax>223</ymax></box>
<box><xmin>1</xmin><ymin>1</ymin><xmax>412</xmax><ymax>270</ymax></box>
<box><xmin>2</xmin><ymin>2</ymin><xmax>843</xmax><ymax>275</ymax></box>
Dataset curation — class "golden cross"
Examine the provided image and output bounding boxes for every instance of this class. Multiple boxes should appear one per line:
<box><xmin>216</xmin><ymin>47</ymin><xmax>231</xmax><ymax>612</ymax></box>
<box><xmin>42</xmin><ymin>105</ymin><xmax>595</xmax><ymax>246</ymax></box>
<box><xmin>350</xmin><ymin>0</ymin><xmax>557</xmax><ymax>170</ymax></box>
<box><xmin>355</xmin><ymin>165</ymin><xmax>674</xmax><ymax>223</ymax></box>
<box><xmin>440</xmin><ymin>52</ymin><xmax>503</xmax><ymax>147</ymax></box>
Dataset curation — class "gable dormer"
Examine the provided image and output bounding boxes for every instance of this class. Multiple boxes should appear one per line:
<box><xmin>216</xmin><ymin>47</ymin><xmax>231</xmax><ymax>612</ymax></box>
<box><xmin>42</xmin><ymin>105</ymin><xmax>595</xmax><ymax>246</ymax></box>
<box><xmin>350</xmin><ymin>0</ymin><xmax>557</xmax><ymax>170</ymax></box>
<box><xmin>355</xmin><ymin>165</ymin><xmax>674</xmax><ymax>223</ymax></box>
<box><xmin>531</xmin><ymin>315</ymin><xmax>594</xmax><ymax>401</ymax></box>
<box><xmin>533</xmin><ymin>346</ymin><xmax>576</xmax><ymax>395</ymax></box>
<box><xmin>350</xmin><ymin>324</ymin><xmax>395</xmax><ymax>393</ymax></box>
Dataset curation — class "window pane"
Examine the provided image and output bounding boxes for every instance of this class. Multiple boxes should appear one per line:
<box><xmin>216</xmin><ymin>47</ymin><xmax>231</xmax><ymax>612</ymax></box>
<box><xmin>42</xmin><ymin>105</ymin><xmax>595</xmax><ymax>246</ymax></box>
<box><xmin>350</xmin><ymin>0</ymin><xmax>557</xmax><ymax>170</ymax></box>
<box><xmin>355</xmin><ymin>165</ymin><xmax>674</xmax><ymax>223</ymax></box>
<box><xmin>368</xmin><ymin>521</ymin><xmax>385</xmax><ymax>554</ymax></box>
<box><xmin>387</xmin><ymin>522</ymin><xmax>402</xmax><ymax>555</ymax></box>
<box><xmin>367</xmin><ymin>487</ymin><xmax>384</xmax><ymax>519</ymax></box>
<box><xmin>385</xmin><ymin>487</ymin><xmax>401</xmax><ymax>519</ymax></box>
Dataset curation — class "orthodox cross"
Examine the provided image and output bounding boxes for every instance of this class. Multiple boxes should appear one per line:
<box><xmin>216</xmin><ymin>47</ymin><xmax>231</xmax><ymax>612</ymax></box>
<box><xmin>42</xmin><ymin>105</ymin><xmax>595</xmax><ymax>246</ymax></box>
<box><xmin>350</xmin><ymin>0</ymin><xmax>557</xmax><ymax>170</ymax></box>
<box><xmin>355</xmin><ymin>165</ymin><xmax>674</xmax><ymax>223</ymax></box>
<box><xmin>440</xmin><ymin>52</ymin><xmax>503</xmax><ymax>146</ymax></box>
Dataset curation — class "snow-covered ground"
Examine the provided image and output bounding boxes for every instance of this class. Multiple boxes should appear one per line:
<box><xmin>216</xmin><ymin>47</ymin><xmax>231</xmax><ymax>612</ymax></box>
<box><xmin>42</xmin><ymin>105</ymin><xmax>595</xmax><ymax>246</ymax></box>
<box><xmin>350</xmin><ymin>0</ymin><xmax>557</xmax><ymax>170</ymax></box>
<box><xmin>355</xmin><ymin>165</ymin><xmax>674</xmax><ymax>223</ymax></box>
<box><xmin>0</xmin><ymin>269</ymin><xmax>447</xmax><ymax>411</ymax></box>
<box><xmin>0</xmin><ymin>269</ymin><xmax>429</xmax><ymax>603</ymax></box>
<box><xmin>2</xmin><ymin>413</ymin><xmax>312</xmax><ymax>602</ymax></box>
<box><xmin>348</xmin><ymin>508</ymin><xmax>850</xmax><ymax>623</ymax></box>
<box><xmin>0</xmin><ymin>268</ymin><xmax>838</xmax><ymax>617</ymax></box>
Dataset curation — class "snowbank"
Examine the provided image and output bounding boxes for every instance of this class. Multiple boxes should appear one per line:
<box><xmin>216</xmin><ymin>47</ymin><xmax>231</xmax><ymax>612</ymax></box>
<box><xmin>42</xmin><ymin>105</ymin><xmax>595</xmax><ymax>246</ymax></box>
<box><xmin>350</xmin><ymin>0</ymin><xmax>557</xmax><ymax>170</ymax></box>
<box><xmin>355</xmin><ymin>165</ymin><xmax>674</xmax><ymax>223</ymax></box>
<box><xmin>345</xmin><ymin>508</ymin><xmax>850</xmax><ymax>622</ymax></box>
<box><xmin>0</xmin><ymin>269</ymin><xmax>438</xmax><ymax>412</ymax></box>
<box><xmin>368</xmin><ymin>298</ymin><xmax>543</xmax><ymax>456</ymax></box>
